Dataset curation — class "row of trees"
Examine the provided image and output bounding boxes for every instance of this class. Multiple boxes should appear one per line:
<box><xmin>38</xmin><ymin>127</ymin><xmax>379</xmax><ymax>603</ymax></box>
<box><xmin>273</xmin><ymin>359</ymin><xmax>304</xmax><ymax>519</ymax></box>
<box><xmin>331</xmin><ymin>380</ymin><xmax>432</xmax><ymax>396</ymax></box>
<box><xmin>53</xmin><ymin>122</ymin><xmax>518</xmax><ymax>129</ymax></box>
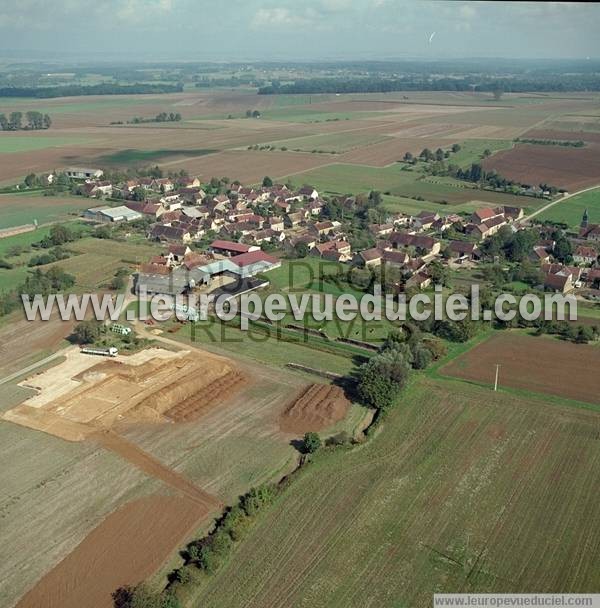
<box><xmin>127</xmin><ymin>112</ymin><xmax>181</xmax><ymax>124</ymax></box>
<box><xmin>0</xmin><ymin>82</ymin><xmax>183</xmax><ymax>99</ymax></box>
<box><xmin>258</xmin><ymin>74</ymin><xmax>600</xmax><ymax>96</ymax></box>
<box><xmin>0</xmin><ymin>111</ymin><xmax>51</xmax><ymax>130</ymax></box>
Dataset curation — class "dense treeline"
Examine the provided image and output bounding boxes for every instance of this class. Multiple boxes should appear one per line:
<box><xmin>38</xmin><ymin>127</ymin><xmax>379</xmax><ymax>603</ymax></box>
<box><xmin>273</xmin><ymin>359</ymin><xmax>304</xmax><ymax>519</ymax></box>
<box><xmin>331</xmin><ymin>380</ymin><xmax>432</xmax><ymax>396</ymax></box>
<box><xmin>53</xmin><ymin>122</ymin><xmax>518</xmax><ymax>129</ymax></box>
<box><xmin>258</xmin><ymin>75</ymin><xmax>600</xmax><ymax>95</ymax></box>
<box><xmin>111</xmin><ymin>112</ymin><xmax>182</xmax><ymax>125</ymax></box>
<box><xmin>515</xmin><ymin>138</ymin><xmax>585</xmax><ymax>148</ymax></box>
<box><xmin>0</xmin><ymin>111</ymin><xmax>51</xmax><ymax>130</ymax></box>
<box><xmin>0</xmin><ymin>82</ymin><xmax>183</xmax><ymax>99</ymax></box>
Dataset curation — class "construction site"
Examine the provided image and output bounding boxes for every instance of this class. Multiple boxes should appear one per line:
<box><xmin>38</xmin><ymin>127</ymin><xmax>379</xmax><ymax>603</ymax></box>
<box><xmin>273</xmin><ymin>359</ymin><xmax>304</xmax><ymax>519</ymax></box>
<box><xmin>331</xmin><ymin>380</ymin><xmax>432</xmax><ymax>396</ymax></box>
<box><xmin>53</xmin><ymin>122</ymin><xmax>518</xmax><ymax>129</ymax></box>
<box><xmin>2</xmin><ymin>346</ymin><xmax>246</xmax><ymax>442</ymax></box>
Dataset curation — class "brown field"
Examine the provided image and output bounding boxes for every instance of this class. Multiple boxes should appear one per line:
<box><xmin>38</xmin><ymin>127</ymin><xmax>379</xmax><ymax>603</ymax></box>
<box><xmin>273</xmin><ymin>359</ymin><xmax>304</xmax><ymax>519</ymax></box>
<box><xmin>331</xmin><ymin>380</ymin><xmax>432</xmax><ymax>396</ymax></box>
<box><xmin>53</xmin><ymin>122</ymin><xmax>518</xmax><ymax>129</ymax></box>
<box><xmin>339</xmin><ymin>136</ymin><xmax>452</xmax><ymax>166</ymax></box>
<box><xmin>16</xmin><ymin>494</ymin><xmax>210</xmax><ymax>608</ymax></box>
<box><xmin>482</xmin><ymin>143</ymin><xmax>600</xmax><ymax>190</ymax></box>
<box><xmin>2</xmin><ymin>90</ymin><xmax>599</xmax><ymax>190</ymax></box>
<box><xmin>523</xmin><ymin>128</ymin><xmax>600</xmax><ymax>144</ymax></box>
<box><xmin>441</xmin><ymin>332</ymin><xmax>600</xmax><ymax>404</ymax></box>
<box><xmin>0</xmin><ymin>314</ymin><xmax>75</xmax><ymax>377</ymax></box>
<box><xmin>279</xmin><ymin>383</ymin><xmax>351</xmax><ymax>433</ymax></box>
<box><xmin>0</xmin><ymin>320</ymin><xmax>363</xmax><ymax>608</ymax></box>
<box><xmin>3</xmin><ymin>346</ymin><xmax>242</xmax><ymax>441</ymax></box>
<box><xmin>163</xmin><ymin>149</ymin><xmax>336</xmax><ymax>183</ymax></box>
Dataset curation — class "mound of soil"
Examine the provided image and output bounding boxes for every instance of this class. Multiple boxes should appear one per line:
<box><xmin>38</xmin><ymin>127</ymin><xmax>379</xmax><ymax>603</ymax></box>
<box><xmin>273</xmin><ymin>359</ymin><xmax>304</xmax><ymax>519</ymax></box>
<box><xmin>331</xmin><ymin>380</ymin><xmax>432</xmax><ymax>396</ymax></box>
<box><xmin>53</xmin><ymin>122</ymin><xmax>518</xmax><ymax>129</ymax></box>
<box><xmin>279</xmin><ymin>384</ymin><xmax>350</xmax><ymax>433</ymax></box>
<box><xmin>164</xmin><ymin>370</ymin><xmax>248</xmax><ymax>422</ymax></box>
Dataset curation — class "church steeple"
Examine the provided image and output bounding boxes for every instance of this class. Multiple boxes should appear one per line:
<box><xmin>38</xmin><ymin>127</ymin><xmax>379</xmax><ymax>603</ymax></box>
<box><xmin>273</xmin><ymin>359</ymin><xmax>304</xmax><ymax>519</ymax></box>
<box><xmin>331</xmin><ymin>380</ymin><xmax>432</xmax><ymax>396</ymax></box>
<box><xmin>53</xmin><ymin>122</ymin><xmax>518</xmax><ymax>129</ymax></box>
<box><xmin>581</xmin><ymin>208</ymin><xmax>589</xmax><ymax>229</ymax></box>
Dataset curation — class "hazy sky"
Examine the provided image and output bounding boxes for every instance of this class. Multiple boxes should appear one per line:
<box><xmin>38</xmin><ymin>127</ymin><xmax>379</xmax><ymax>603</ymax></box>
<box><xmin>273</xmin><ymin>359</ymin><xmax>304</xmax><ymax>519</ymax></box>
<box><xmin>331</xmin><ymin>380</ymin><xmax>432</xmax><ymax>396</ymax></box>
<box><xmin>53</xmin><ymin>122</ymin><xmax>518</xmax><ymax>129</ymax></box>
<box><xmin>1</xmin><ymin>1</ymin><xmax>599</xmax><ymax>61</ymax></box>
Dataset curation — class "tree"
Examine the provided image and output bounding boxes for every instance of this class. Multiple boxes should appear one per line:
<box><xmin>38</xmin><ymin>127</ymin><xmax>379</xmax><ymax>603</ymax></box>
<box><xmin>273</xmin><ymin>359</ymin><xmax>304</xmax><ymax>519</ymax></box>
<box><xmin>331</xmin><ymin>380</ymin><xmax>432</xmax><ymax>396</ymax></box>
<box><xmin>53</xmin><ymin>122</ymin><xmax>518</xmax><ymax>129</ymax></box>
<box><xmin>419</xmin><ymin>148</ymin><xmax>434</xmax><ymax>162</ymax></box>
<box><xmin>0</xmin><ymin>113</ymin><xmax>8</xmax><ymax>130</ymax></box>
<box><xmin>262</xmin><ymin>176</ymin><xmax>273</xmax><ymax>187</ymax></box>
<box><xmin>245</xmin><ymin>109</ymin><xmax>252</xmax><ymax>118</ymax></box>
<box><xmin>9</xmin><ymin>111</ymin><xmax>22</xmax><ymax>130</ymax></box>
<box><xmin>43</xmin><ymin>114</ymin><xmax>52</xmax><ymax>129</ymax></box>
<box><xmin>111</xmin><ymin>274</ymin><xmax>126</xmax><ymax>290</ymax></box>
<box><xmin>412</xmin><ymin>345</ymin><xmax>433</xmax><ymax>370</ymax></box>
<box><xmin>435</xmin><ymin>147</ymin><xmax>445</xmax><ymax>161</ymax></box>
<box><xmin>469</xmin><ymin>162</ymin><xmax>483</xmax><ymax>182</ymax></box>
<box><xmin>252</xmin><ymin>110</ymin><xmax>261</xmax><ymax>118</ymax></box>
<box><xmin>48</xmin><ymin>223</ymin><xmax>73</xmax><ymax>246</ymax></box>
<box><xmin>24</xmin><ymin>173</ymin><xmax>38</xmax><ymax>187</ymax></box>
<box><xmin>451</xmin><ymin>143</ymin><xmax>461</xmax><ymax>153</ymax></box>
<box><xmin>294</xmin><ymin>242</ymin><xmax>309</xmax><ymax>258</ymax></box>
<box><xmin>403</xmin><ymin>151</ymin><xmax>414</xmax><ymax>163</ymax></box>
<box><xmin>552</xmin><ymin>230</ymin><xmax>573</xmax><ymax>263</ymax></box>
<box><xmin>492</xmin><ymin>86</ymin><xmax>504</xmax><ymax>101</ymax></box>
<box><xmin>73</xmin><ymin>320</ymin><xmax>102</xmax><ymax>344</ymax></box>
<box><xmin>303</xmin><ymin>432</ymin><xmax>322</xmax><ymax>454</ymax></box>
<box><xmin>357</xmin><ymin>349</ymin><xmax>410</xmax><ymax>411</ymax></box>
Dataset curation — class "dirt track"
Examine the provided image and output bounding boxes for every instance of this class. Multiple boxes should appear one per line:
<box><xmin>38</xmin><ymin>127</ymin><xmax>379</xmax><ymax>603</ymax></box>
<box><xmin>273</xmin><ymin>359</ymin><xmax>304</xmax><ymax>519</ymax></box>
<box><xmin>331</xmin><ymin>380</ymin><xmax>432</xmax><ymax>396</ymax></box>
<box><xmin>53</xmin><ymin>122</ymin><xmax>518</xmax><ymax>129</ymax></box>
<box><xmin>93</xmin><ymin>430</ymin><xmax>221</xmax><ymax>509</ymax></box>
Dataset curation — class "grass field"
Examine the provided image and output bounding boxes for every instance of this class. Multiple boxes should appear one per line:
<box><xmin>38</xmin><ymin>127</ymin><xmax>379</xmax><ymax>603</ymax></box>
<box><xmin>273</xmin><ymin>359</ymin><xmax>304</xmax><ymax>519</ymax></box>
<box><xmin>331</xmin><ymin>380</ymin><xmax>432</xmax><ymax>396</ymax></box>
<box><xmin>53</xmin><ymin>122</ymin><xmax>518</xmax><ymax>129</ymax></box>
<box><xmin>98</xmin><ymin>148</ymin><xmax>217</xmax><ymax>166</ymax></box>
<box><xmin>46</xmin><ymin>237</ymin><xmax>159</xmax><ymax>289</ymax></box>
<box><xmin>0</xmin><ymin>193</ymin><xmax>91</xmax><ymax>229</ymax></box>
<box><xmin>537</xmin><ymin>187</ymin><xmax>600</xmax><ymax>229</ymax></box>
<box><xmin>0</xmin><ymin>135</ymin><xmax>96</xmax><ymax>154</ymax></box>
<box><xmin>190</xmin><ymin>375</ymin><xmax>600</xmax><ymax>607</ymax></box>
<box><xmin>449</xmin><ymin>139</ymin><xmax>515</xmax><ymax>168</ymax></box>
<box><xmin>262</xmin><ymin>132</ymin><xmax>391</xmax><ymax>153</ymax></box>
<box><xmin>259</xmin><ymin>108</ymin><xmax>389</xmax><ymax>123</ymax></box>
<box><xmin>285</xmin><ymin>162</ymin><xmax>532</xmax><ymax>207</ymax></box>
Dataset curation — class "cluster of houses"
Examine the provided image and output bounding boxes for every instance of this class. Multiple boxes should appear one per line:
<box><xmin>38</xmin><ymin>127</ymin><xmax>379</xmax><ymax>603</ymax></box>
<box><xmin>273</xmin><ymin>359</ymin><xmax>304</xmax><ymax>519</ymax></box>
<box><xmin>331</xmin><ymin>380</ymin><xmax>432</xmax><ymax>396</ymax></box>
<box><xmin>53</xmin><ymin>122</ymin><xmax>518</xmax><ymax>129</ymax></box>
<box><xmin>75</xmin><ymin>170</ymin><xmax>599</xmax><ymax>300</ymax></box>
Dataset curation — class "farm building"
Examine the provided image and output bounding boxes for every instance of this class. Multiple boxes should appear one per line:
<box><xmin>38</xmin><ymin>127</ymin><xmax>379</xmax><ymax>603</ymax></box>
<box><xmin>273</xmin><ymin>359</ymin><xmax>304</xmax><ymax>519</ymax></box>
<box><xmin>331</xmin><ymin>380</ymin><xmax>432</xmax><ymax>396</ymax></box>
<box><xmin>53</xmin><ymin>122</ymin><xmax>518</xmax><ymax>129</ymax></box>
<box><xmin>208</xmin><ymin>240</ymin><xmax>259</xmax><ymax>256</ymax></box>
<box><xmin>135</xmin><ymin>266</ymin><xmax>210</xmax><ymax>297</ymax></box>
<box><xmin>65</xmin><ymin>167</ymin><xmax>104</xmax><ymax>180</ymax></box>
<box><xmin>84</xmin><ymin>205</ymin><xmax>142</xmax><ymax>223</ymax></box>
<box><xmin>229</xmin><ymin>250</ymin><xmax>281</xmax><ymax>278</ymax></box>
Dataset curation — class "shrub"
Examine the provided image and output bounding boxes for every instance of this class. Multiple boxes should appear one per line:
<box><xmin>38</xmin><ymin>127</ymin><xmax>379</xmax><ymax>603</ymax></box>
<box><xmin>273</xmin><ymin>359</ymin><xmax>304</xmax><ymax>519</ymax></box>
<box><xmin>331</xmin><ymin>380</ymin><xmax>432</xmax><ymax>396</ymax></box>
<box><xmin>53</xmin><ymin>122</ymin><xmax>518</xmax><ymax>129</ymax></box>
<box><xmin>412</xmin><ymin>346</ymin><xmax>433</xmax><ymax>370</ymax></box>
<box><xmin>303</xmin><ymin>432</ymin><xmax>322</xmax><ymax>453</ymax></box>
<box><xmin>241</xmin><ymin>484</ymin><xmax>277</xmax><ymax>516</ymax></box>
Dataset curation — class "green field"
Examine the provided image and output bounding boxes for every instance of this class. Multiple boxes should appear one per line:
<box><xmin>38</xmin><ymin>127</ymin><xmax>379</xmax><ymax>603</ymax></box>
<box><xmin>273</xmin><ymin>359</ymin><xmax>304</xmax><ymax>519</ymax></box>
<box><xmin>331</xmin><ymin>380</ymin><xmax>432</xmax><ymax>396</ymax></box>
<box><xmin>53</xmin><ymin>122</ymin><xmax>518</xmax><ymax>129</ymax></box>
<box><xmin>0</xmin><ymin>135</ymin><xmax>96</xmax><ymax>154</ymax></box>
<box><xmin>189</xmin><ymin>375</ymin><xmax>600</xmax><ymax>607</ymax></box>
<box><xmin>176</xmin><ymin>320</ymin><xmax>357</xmax><ymax>377</ymax></box>
<box><xmin>537</xmin><ymin>187</ymin><xmax>600</xmax><ymax>229</ymax></box>
<box><xmin>382</xmin><ymin>193</ymin><xmax>482</xmax><ymax>215</ymax></box>
<box><xmin>0</xmin><ymin>193</ymin><xmax>91</xmax><ymax>229</ymax></box>
<box><xmin>0</xmin><ymin>97</ymin><xmax>160</xmax><ymax>114</ymax></box>
<box><xmin>263</xmin><ymin>132</ymin><xmax>391</xmax><ymax>153</ymax></box>
<box><xmin>44</xmin><ymin>237</ymin><xmax>159</xmax><ymax>290</ymax></box>
<box><xmin>260</xmin><ymin>107</ymin><xmax>390</xmax><ymax>123</ymax></box>
<box><xmin>285</xmin><ymin>162</ymin><xmax>531</xmax><ymax>207</ymax></box>
<box><xmin>98</xmin><ymin>148</ymin><xmax>217</xmax><ymax>165</ymax></box>
<box><xmin>0</xmin><ymin>226</ymin><xmax>52</xmax><ymax>256</ymax></box>
<box><xmin>449</xmin><ymin>139</ymin><xmax>515</xmax><ymax>168</ymax></box>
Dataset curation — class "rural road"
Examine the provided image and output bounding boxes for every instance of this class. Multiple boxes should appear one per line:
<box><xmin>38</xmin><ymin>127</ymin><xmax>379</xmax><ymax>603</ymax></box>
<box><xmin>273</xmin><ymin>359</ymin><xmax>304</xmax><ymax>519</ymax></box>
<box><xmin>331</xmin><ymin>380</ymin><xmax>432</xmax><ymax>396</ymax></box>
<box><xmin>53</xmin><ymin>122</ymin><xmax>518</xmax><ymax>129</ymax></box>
<box><xmin>519</xmin><ymin>184</ymin><xmax>600</xmax><ymax>224</ymax></box>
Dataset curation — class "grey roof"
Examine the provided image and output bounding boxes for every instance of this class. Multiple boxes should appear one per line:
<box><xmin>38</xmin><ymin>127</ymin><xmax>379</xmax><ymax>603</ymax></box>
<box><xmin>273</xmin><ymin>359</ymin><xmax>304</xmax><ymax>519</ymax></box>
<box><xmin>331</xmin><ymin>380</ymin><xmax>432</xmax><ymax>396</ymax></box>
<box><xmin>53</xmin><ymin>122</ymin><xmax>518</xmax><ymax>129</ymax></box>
<box><xmin>96</xmin><ymin>206</ymin><xmax>142</xmax><ymax>221</ymax></box>
<box><xmin>198</xmin><ymin>259</ymin><xmax>240</xmax><ymax>276</ymax></box>
<box><xmin>136</xmin><ymin>266</ymin><xmax>209</xmax><ymax>296</ymax></box>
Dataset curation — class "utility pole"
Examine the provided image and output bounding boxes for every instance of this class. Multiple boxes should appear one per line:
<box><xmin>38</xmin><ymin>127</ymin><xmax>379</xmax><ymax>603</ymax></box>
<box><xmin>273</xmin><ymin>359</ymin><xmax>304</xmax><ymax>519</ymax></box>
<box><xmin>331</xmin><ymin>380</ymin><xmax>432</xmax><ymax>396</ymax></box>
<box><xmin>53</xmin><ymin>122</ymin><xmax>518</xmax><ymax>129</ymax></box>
<box><xmin>494</xmin><ymin>364</ymin><xmax>500</xmax><ymax>391</ymax></box>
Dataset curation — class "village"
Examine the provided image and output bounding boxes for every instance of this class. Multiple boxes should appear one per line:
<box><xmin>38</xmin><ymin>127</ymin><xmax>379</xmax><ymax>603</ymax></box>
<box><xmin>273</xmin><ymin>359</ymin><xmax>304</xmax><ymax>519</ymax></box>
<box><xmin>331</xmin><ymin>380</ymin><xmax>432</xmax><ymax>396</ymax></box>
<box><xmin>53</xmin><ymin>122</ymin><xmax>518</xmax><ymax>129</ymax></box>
<box><xmin>60</xmin><ymin>166</ymin><xmax>599</xmax><ymax>307</ymax></box>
